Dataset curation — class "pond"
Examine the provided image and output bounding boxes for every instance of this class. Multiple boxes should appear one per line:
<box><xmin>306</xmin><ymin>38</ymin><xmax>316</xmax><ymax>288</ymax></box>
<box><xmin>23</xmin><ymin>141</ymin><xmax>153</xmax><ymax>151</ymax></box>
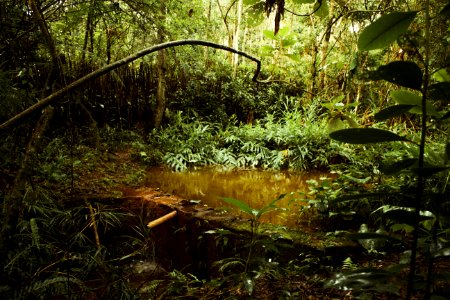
<box><xmin>145</xmin><ymin>167</ymin><xmax>332</xmax><ymax>226</ymax></box>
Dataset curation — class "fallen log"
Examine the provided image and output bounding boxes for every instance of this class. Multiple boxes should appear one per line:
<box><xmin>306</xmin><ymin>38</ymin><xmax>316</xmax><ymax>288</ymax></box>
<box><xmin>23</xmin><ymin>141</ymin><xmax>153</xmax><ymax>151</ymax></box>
<box><xmin>147</xmin><ymin>210</ymin><xmax>178</xmax><ymax>229</ymax></box>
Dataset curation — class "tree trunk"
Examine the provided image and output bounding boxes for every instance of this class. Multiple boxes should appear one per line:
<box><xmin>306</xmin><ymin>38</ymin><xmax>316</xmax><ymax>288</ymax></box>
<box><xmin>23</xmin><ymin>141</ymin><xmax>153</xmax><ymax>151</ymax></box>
<box><xmin>153</xmin><ymin>3</ymin><xmax>167</xmax><ymax>128</ymax></box>
<box><xmin>318</xmin><ymin>0</ymin><xmax>335</xmax><ymax>91</ymax></box>
<box><xmin>0</xmin><ymin>0</ymin><xmax>64</xmax><ymax>255</ymax></box>
<box><xmin>82</xmin><ymin>0</ymin><xmax>96</xmax><ymax>64</ymax></box>
<box><xmin>232</xmin><ymin>0</ymin><xmax>243</xmax><ymax>76</ymax></box>
<box><xmin>153</xmin><ymin>47</ymin><xmax>167</xmax><ymax>128</ymax></box>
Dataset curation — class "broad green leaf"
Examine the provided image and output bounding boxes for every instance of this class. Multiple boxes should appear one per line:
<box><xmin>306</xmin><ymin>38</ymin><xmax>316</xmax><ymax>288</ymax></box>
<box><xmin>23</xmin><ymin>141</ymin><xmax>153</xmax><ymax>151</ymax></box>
<box><xmin>432</xmin><ymin>68</ymin><xmax>450</xmax><ymax>82</ymax></box>
<box><xmin>391</xmin><ymin>90</ymin><xmax>440</xmax><ymax>117</ymax></box>
<box><xmin>244</xmin><ymin>2</ymin><xmax>265</xmax><ymax>27</ymax></box>
<box><xmin>243</xmin><ymin>0</ymin><xmax>259</xmax><ymax>5</ymax></box>
<box><xmin>314</xmin><ymin>0</ymin><xmax>329</xmax><ymax>19</ymax></box>
<box><xmin>263</xmin><ymin>29</ymin><xmax>276</xmax><ymax>40</ymax></box>
<box><xmin>221</xmin><ymin>197</ymin><xmax>256</xmax><ymax>216</ymax></box>
<box><xmin>374</xmin><ymin>104</ymin><xmax>416</xmax><ymax>121</ymax></box>
<box><xmin>276</xmin><ymin>27</ymin><xmax>290</xmax><ymax>38</ymax></box>
<box><xmin>379</xmin><ymin>158</ymin><xmax>418</xmax><ymax>175</ymax></box>
<box><xmin>374</xmin><ymin>61</ymin><xmax>422</xmax><ymax>90</ymax></box>
<box><xmin>429</xmin><ymin>82</ymin><xmax>450</xmax><ymax>102</ymax></box>
<box><xmin>330</xmin><ymin>128</ymin><xmax>410</xmax><ymax>144</ymax></box>
<box><xmin>281</xmin><ymin>38</ymin><xmax>296</xmax><ymax>48</ymax></box>
<box><xmin>259</xmin><ymin>45</ymin><xmax>275</xmax><ymax>56</ymax></box>
<box><xmin>358</xmin><ymin>11</ymin><xmax>418</xmax><ymax>51</ymax></box>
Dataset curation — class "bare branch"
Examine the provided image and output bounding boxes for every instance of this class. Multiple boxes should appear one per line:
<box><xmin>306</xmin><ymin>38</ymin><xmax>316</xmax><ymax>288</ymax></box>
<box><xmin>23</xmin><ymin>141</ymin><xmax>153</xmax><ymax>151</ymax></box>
<box><xmin>0</xmin><ymin>39</ymin><xmax>262</xmax><ymax>132</ymax></box>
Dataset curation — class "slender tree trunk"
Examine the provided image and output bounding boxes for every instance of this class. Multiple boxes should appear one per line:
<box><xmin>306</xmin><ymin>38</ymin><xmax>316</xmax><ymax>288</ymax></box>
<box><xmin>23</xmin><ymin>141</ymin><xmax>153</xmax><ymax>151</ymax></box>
<box><xmin>232</xmin><ymin>0</ymin><xmax>243</xmax><ymax>76</ymax></box>
<box><xmin>153</xmin><ymin>4</ymin><xmax>167</xmax><ymax>128</ymax></box>
<box><xmin>318</xmin><ymin>0</ymin><xmax>334</xmax><ymax>91</ymax></box>
<box><xmin>82</xmin><ymin>0</ymin><xmax>96</xmax><ymax>64</ymax></box>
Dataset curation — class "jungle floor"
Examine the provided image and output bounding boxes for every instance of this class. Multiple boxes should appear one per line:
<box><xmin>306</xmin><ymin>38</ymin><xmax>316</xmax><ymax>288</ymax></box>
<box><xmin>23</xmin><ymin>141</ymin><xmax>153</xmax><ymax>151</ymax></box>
<box><xmin>18</xmin><ymin>145</ymin><xmax>445</xmax><ymax>299</ymax></box>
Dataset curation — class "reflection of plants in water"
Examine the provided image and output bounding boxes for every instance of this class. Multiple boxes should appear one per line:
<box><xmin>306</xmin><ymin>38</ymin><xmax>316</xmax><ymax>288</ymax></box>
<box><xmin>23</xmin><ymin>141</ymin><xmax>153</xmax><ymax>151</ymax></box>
<box><xmin>215</xmin><ymin>195</ymin><xmax>286</xmax><ymax>295</ymax></box>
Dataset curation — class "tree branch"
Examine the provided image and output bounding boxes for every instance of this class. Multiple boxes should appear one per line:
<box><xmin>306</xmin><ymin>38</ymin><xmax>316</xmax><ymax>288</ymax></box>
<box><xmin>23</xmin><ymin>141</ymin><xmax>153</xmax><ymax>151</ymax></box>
<box><xmin>0</xmin><ymin>39</ymin><xmax>262</xmax><ymax>132</ymax></box>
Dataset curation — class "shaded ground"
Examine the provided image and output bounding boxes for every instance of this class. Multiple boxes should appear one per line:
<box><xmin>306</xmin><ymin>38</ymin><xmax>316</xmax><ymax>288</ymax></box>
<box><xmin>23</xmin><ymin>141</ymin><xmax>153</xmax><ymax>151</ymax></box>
<box><xmin>49</xmin><ymin>147</ymin><xmax>412</xmax><ymax>299</ymax></box>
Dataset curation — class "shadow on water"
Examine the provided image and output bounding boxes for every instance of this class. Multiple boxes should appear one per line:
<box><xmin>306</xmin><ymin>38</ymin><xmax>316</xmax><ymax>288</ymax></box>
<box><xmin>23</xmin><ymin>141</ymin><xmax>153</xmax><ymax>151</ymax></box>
<box><xmin>145</xmin><ymin>167</ymin><xmax>332</xmax><ymax>226</ymax></box>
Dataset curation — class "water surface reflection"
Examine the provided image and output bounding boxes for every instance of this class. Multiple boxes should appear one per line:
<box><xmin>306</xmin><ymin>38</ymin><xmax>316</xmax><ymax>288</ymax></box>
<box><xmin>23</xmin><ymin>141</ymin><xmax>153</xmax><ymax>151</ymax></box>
<box><xmin>145</xmin><ymin>167</ymin><xmax>330</xmax><ymax>226</ymax></box>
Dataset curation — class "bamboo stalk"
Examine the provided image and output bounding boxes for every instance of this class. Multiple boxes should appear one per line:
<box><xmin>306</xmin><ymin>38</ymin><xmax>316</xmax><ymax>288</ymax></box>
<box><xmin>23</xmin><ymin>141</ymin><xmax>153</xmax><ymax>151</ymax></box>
<box><xmin>147</xmin><ymin>211</ymin><xmax>177</xmax><ymax>228</ymax></box>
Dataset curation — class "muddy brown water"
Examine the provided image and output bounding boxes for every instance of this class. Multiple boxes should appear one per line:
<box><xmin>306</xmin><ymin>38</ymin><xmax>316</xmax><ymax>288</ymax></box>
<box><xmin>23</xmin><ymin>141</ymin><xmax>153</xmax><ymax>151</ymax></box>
<box><xmin>145</xmin><ymin>167</ymin><xmax>332</xmax><ymax>226</ymax></box>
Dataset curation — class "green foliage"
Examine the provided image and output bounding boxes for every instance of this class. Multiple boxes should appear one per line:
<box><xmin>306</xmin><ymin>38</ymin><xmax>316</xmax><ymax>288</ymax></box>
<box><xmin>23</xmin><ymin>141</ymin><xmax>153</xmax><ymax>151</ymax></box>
<box><xmin>358</xmin><ymin>11</ymin><xmax>418</xmax><ymax>51</ymax></box>
<box><xmin>327</xmin><ymin>6</ymin><xmax>450</xmax><ymax>298</ymax></box>
<box><xmin>0</xmin><ymin>185</ymin><xmax>151</xmax><ymax>299</ymax></box>
<box><xmin>147</xmin><ymin>106</ymin><xmax>351</xmax><ymax>171</ymax></box>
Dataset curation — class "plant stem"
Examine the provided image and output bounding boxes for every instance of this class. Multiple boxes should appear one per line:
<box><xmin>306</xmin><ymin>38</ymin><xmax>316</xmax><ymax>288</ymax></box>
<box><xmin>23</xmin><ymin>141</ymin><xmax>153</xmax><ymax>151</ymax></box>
<box><xmin>406</xmin><ymin>1</ymin><xmax>430</xmax><ymax>298</ymax></box>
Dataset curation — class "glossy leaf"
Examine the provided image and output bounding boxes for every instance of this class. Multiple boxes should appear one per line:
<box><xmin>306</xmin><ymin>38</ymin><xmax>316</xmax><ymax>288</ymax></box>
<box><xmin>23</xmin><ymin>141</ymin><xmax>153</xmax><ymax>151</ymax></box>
<box><xmin>374</xmin><ymin>104</ymin><xmax>416</xmax><ymax>121</ymax></box>
<box><xmin>433</xmin><ymin>68</ymin><xmax>450</xmax><ymax>82</ymax></box>
<box><xmin>374</xmin><ymin>61</ymin><xmax>422</xmax><ymax>90</ymax></box>
<box><xmin>358</xmin><ymin>11</ymin><xmax>417</xmax><ymax>51</ymax></box>
<box><xmin>330</xmin><ymin>128</ymin><xmax>409</xmax><ymax>144</ymax></box>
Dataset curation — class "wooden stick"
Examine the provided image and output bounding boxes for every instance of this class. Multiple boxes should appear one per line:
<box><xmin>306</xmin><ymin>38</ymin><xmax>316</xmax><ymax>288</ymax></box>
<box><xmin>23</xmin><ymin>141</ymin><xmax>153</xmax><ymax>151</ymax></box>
<box><xmin>147</xmin><ymin>211</ymin><xmax>177</xmax><ymax>228</ymax></box>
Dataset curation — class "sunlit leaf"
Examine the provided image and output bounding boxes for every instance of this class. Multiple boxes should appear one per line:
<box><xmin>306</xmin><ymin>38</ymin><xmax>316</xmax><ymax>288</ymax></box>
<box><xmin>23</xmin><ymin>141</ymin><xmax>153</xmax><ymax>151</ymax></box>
<box><xmin>259</xmin><ymin>45</ymin><xmax>275</xmax><ymax>56</ymax></box>
<box><xmin>429</xmin><ymin>82</ymin><xmax>450</xmax><ymax>102</ymax></box>
<box><xmin>330</xmin><ymin>128</ymin><xmax>410</xmax><ymax>144</ymax></box>
<box><xmin>433</xmin><ymin>68</ymin><xmax>450</xmax><ymax>82</ymax></box>
<box><xmin>263</xmin><ymin>29</ymin><xmax>276</xmax><ymax>40</ymax></box>
<box><xmin>391</xmin><ymin>90</ymin><xmax>441</xmax><ymax>117</ymax></box>
<box><xmin>374</xmin><ymin>104</ymin><xmax>416</xmax><ymax>121</ymax></box>
<box><xmin>243</xmin><ymin>0</ymin><xmax>259</xmax><ymax>5</ymax></box>
<box><xmin>373</xmin><ymin>61</ymin><xmax>422</xmax><ymax>90</ymax></box>
<box><xmin>358</xmin><ymin>11</ymin><xmax>417</xmax><ymax>51</ymax></box>
<box><xmin>221</xmin><ymin>197</ymin><xmax>256</xmax><ymax>216</ymax></box>
<box><xmin>244</xmin><ymin>2</ymin><xmax>265</xmax><ymax>27</ymax></box>
<box><xmin>314</xmin><ymin>0</ymin><xmax>329</xmax><ymax>19</ymax></box>
<box><xmin>281</xmin><ymin>38</ymin><xmax>296</xmax><ymax>48</ymax></box>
